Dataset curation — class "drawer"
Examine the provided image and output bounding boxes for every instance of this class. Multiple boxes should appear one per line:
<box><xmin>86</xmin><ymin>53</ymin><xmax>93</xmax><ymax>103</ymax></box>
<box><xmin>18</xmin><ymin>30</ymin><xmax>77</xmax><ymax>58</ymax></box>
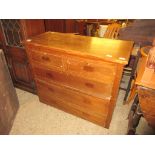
<box><xmin>36</xmin><ymin>80</ymin><xmax>110</xmax><ymax>118</ymax></box>
<box><xmin>39</xmin><ymin>95</ymin><xmax>107</xmax><ymax>127</ymax></box>
<box><xmin>40</xmin><ymin>95</ymin><xmax>107</xmax><ymax>127</ymax></box>
<box><xmin>66</xmin><ymin>56</ymin><xmax>117</xmax><ymax>83</ymax></box>
<box><xmin>30</xmin><ymin>50</ymin><xmax>64</xmax><ymax>70</ymax></box>
<box><xmin>143</xmin><ymin>114</ymin><xmax>155</xmax><ymax>128</ymax></box>
<box><xmin>138</xmin><ymin>88</ymin><xmax>155</xmax><ymax>116</ymax></box>
<box><xmin>33</xmin><ymin>64</ymin><xmax>113</xmax><ymax>99</ymax></box>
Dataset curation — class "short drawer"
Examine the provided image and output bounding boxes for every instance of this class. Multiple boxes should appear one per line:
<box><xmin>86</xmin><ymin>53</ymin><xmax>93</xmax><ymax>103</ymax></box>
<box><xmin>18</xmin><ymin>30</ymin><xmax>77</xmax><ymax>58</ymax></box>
<box><xmin>138</xmin><ymin>88</ymin><xmax>155</xmax><ymax>116</ymax></box>
<box><xmin>33</xmin><ymin>64</ymin><xmax>113</xmax><ymax>99</ymax></box>
<box><xmin>143</xmin><ymin>114</ymin><xmax>155</xmax><ymax>128</ymax></box>
<box><xmin>66</xmin><ymin>56</ymin><xmax>117</xmax><ymax>83</ymax></box>
<box><xmin>30</xmin><ymin>50</ymin><xmax>64</xmax><ymax>70</ymax></box>
<box><xmin>36</xmin><ymin>79</ymin><xmax>110</xmax><ymax>118</ymax></box>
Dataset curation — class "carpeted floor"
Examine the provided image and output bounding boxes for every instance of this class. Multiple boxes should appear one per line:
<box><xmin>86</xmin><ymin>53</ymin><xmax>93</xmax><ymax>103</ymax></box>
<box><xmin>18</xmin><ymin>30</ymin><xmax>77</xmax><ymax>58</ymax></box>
<box><xmin>10</xmin><ymin>87</ymin><xmax>155</xmax><ymax>135</ymax></box>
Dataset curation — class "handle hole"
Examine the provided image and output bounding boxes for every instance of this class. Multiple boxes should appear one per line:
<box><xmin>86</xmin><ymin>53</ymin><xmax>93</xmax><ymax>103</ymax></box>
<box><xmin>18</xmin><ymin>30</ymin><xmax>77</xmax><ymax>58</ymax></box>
<box><xmin>42</xmin><ymin>56</ymin><xmax>50</xmax><ymax>61</ymax></box>
<box><xmin>83</xmin><ymin>65</ymin><xmax>94</xmax><ymax>72</ymax></box>
<box><xmin>46</xmin><ymin>72</ymin><xmax>54</xmax><ymax>79</ymax></box>
<box><xmin>85</xmin><ymin>82</ymin><xmax>94</xmax><ymax>88</ymax></box>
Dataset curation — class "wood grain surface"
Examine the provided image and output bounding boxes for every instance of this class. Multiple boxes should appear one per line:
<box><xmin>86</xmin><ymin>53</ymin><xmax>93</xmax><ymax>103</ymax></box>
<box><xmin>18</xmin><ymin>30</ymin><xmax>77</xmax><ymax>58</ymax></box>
<box><xmin>25</xmin><ymin>32</ymin><xmax>133</xmax><ymax>128</ymax></box>
<box><xmin>25</xmin><ymin>32</ymin><xmax>134</xmax><ymax>65</ymax></box>
<box><xmin>136</xmin><ymin>57</ymin><xmax>155</xmax><ymax>129</ymax></box>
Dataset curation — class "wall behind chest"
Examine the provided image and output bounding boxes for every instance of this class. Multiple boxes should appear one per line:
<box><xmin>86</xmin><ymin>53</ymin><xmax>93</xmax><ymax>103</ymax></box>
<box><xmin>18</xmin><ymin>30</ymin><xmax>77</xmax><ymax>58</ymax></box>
<box><xmin>44</xmin><ymin>19</ymin><xmax>86</xmax><ymax>35</ymax></box>
<box><xmin>119</xmin><ymin>19</ymin><xmax>155</xmax><ymax>46</ymax></box>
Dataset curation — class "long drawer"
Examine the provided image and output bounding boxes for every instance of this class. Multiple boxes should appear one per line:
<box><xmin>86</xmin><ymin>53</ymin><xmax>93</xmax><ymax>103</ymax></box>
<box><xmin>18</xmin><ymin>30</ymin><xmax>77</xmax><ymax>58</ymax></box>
<box><xmin>33</xmin><ymin>64</ymin><xmax>113</xmax><ymax>99</ymax></box>
<box><xmin>66</xmin><ymin>56</ymin><xmax>117</xmax><ymax>83</ymax></box>
<box><xmin>40</xmin><ymin>95</ymin><xmax>107</xmax><ymax>127</ymax></box>
<box><xmin>36</xmin><ymin>79</ymin><xmax>110</xmax><ymax>119</ymax></box>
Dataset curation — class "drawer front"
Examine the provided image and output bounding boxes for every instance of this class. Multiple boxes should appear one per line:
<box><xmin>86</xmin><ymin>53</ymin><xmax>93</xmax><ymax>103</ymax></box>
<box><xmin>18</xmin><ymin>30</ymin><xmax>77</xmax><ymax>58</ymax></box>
<box><xmin>36</xmin><ymin>80</ymin><xmax>110</xmax><ymax>118</ymax></box>
<box><xmin>66</xmin><ymin>56</ymin><xmax>116</xmax><ymax>83</ymax></box>
<box><xmin>33</xmin><ymin>64</ymin><xmax>112</xmax><ymax>99</ymax></box>
<box><xmin>30</xmin><ymin>50</ymin><xmax>64</xmax><ymax>70</ymax></box>
<box><xmin>143</xmin><ymin>114</ymin><xmax>155</xmax><ymax>128</ymax></box>
<box><xmin>40</xmin><ymin>95</ymin><xmax>107</xmax><ymax>127</ymax></box>
<box><xmin>138</xmin><ymin>88</ymin><xmax>155</xmax><ymax>116</ymax></box>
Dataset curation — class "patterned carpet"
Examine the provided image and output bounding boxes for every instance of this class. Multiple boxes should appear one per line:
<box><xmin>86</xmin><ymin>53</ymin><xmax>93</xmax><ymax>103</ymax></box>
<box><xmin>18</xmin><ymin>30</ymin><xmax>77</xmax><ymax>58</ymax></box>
<box><xmin>9</xmin><ymin>88</ymin><xmax>155</xmax><ymax>135</ymax></box>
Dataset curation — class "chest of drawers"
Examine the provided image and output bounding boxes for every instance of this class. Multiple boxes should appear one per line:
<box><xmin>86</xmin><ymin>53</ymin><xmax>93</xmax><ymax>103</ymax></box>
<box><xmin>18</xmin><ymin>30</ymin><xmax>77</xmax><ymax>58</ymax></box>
<box><xmin>25</xmin><ymin>32</ymin><xmax>134</xmax><ymax>128</ymax></box>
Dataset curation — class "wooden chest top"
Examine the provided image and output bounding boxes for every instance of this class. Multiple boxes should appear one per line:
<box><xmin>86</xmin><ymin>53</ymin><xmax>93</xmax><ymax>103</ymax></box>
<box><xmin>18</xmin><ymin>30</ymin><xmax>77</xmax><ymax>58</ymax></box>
<box><xmin>25</xmin><ymin>32</ymin><xmax>134</xmax><ymax>65</ymax></box>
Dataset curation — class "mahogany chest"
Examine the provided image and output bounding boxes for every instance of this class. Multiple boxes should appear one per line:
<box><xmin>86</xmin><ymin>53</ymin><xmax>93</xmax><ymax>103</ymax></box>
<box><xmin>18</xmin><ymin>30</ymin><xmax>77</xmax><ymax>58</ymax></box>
<box><xmin>136</xmin><ymin>57</ymin><xmax>155</xmax><ymax>129</ymax></box>
<box><xmin>25</xmin><ymin>32</ymin><xmax>133</xmax><ymax>128</ymax></box>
